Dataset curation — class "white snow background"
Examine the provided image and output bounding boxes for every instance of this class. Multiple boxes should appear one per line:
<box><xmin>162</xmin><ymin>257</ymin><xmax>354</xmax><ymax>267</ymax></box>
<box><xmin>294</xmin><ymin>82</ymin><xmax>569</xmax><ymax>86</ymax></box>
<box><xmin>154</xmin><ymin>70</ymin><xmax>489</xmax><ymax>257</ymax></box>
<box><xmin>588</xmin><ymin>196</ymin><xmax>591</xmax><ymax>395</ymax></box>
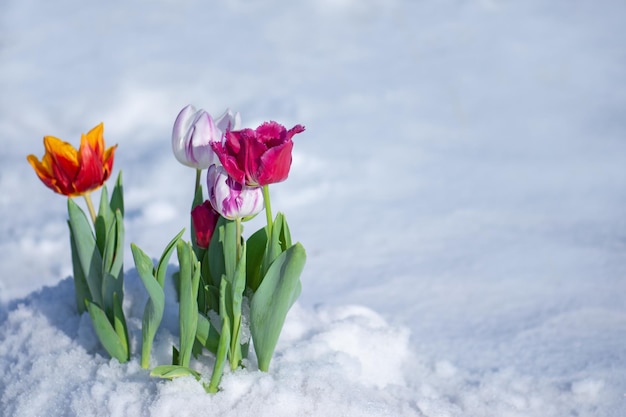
<box><xmin>1</xmin><ymin>0</ymin><xmax>625</xmax><ymax>416</ymax></box>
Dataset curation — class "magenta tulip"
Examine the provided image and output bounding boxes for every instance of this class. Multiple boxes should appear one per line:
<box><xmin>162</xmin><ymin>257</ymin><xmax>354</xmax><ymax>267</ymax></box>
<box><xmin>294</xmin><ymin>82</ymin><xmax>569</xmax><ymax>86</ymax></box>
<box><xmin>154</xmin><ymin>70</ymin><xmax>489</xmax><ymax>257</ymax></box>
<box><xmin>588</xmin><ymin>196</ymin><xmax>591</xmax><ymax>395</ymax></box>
<box><xmin>211</xmin><ymin>121</ymin><xmax>305</xmax><ymax>186</ymax></box>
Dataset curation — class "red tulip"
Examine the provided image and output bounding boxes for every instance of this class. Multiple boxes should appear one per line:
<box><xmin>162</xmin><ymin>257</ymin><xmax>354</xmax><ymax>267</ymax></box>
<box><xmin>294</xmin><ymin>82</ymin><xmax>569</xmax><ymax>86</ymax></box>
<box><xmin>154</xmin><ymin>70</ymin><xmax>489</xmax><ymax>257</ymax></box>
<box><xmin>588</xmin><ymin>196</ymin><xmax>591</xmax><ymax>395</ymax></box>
<box><xmin>191</xmin><ymin>200</ymin><xmax>221</xmax><ymax>248</ymax></box>
<box><xmin>211</xmin><ymin>121</ymin><xmax>305</xmax><ymax>186</ymax></box>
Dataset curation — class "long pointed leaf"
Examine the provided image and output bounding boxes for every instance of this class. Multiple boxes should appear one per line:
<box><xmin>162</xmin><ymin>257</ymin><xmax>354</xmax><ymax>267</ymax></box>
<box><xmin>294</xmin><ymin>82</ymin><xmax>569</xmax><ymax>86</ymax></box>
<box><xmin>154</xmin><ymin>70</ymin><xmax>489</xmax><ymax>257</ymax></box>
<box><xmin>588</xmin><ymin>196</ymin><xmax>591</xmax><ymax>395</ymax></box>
<box><xmin>208</xmin><ymin>278</ymin><xmax>231</xmax><ymax>393</ymax></box>
<box><xmin>177</xmin><ymin>241</ymin><xmax>199</xmax><ymax>368</ymax></box>
<box><xmin>101</xmin><ymin>210</ymin><xmax>125</xmax><ymax>315</ymax></box>
<box><xmin>156</xmin><ymin>229</ymin><xmax>185</xmax><ymax>287</ymax></box>
<box><xmin>229</xmin><ymin>243</ymin><xmax>247</xmax><ymax>369</ymax></box>
<box><xmin>196</xmin><ymin>313</ymin><xmax>220</xmax><ymax>354</ymax></box>
<box><xmin>68</xmin><ymin>222</ymin><xmax>90</xmax><ymax>313</ymax></box>
<box><xmin>68</xmin><ymin>199</ymin><xmax>103</xmax><ymax>307</ymax></box>
<box><xmin>150</xmin><ymin>365</ymin><xmax>201</xmax><ymax>381</ymax></box>
<box><xmin>110</xmin><ymin>172</ymin><xmax>124</xmax><ymax>216</ymax></box>
<box><xmin>251</xmin><ymin>242</ymin><xmax>306</xmax><ymax>372</ymax></box>
<box><xmin>86</xmin><ymin>300</ymin><xmax>128</xmax><ymax>362</ymax></box>
<box><xmin>112</xmin><ymin>292</ymin><xmax>129</xmax><ymax>361</ymax></box>
<box><xmin>131</xmin><ymin>243</ymin><xmax>165</xmax><ymax>368</ymax></box>
<box><xmin>246</xmin><ymin>227</ymin><xmax>267</xmax><ymax>292</ymax></box>
<box><xmin>95</xmin><ymin>185</ymin><xmax>112</xmax><ymax>256</ymax></box>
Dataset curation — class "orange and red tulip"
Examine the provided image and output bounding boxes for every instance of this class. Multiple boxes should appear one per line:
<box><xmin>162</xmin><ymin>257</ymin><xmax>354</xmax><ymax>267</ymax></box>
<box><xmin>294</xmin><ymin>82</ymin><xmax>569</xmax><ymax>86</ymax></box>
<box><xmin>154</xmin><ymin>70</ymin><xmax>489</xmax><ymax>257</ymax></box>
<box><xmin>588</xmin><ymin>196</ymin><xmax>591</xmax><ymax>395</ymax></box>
<box><xmin>27</xmin><ymin>123</ymin><xmax>116</xmax><ymax>197</ymax></box>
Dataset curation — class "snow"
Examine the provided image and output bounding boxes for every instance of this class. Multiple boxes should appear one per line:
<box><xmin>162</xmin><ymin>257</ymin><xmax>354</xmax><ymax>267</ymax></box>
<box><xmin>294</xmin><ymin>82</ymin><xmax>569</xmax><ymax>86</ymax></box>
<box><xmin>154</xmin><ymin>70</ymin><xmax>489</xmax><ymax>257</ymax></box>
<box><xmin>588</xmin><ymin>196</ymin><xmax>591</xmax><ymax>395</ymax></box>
<box><xmin>1</xmin><ymin>0</ymin><xmax>626</xmax><ymax>416</ymax></box>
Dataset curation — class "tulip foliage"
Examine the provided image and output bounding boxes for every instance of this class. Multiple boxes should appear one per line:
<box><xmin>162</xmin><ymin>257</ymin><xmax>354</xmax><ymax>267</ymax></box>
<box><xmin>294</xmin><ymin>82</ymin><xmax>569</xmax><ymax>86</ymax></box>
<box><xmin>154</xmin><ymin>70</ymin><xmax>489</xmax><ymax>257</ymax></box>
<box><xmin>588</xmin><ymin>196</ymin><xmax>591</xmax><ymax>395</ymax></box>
<box><xmin>70</xmin><ymin>173</ymin><xmax>130</xmax><ymax>363</ymax></box>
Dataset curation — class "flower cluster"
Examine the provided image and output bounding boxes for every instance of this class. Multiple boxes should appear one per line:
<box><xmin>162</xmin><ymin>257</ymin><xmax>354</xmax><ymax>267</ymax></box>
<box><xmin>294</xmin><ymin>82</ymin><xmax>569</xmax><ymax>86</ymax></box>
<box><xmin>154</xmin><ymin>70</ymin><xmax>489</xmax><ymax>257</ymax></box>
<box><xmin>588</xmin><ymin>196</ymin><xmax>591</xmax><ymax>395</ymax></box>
<box><xmin>28</xmin><ymin>104</ymin><xmax>307</xmax><ymax>393</ymax></box>
<box><xmin>157</xmin><ymin>105</ymin><xmax>306</xmax><ymax>390</ymax></box>
<box><xmin>172</xmin><ymin>104</ymin><xmax>304</xmax><ymax>221</ymax></box>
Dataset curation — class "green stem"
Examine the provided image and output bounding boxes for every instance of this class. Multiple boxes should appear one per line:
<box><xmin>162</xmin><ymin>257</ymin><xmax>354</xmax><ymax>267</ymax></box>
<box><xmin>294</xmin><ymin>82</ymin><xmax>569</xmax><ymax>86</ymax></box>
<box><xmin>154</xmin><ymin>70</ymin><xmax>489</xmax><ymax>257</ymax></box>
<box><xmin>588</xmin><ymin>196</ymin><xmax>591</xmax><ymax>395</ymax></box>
<box><xmin>191</xmin><ymin>168</ymin><xmax>203</xmax><ymax>258</ymax></box>
<box><xmin>262</xmin><ymin>185</ymin><xmax>273</xmax><ymax>238</ymax></box>
<box><xmin>194</xmin><ymin>169</ymin><xmax>201</xmax><ymax>195</ymax></box>
<box><xmin>230</xmin><ymin>217</ymin><xmax>243</xmax><ymax>370</ymax></box>
<box><xmin>82</xmin><ymin>193</ymin><xmax>97</xmax><ymax>224</ymax></box>
<box><xmin>235</xmin><ymin>217</ymin><xmax>242</xmax><ymax>262</ymax></box>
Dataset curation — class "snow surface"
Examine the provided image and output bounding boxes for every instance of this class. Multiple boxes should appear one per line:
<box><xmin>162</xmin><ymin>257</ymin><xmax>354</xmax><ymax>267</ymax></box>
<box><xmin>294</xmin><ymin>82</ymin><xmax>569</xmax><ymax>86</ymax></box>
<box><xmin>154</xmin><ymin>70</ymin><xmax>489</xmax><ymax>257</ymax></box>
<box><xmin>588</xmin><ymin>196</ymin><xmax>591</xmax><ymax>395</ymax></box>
<box><xmin>1</xmin><ymin>0</ymin><xmax>626</xmax><ymax>416</ymax></box>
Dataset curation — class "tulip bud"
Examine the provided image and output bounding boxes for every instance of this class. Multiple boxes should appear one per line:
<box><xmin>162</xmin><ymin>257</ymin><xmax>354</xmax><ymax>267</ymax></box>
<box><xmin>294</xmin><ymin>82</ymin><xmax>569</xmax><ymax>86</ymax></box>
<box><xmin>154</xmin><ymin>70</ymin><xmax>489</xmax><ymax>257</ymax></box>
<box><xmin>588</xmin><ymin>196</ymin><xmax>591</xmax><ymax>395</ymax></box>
<box><xmin>191</xmin><ymin>200</ymin><xmax>221</xmax><ymax>248</ymax></box>
<box><xmin>172</xmin><ymin>105</ymin><xmax>224</xmax><ymax>169</ymax></box>
<box><xmin>207</xmin><ymin>164</ymin><xmax>264</xmax><ymax>220</ymax></box>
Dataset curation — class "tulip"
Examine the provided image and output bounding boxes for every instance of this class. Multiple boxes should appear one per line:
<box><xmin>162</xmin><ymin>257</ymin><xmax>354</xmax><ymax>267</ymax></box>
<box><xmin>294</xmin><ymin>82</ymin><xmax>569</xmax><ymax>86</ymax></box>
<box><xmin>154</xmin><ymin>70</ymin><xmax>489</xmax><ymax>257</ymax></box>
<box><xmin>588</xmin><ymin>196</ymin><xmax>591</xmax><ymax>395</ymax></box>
<box><xmin>211</xmin><ymin>121</ymin><xmax>305</xmax><ymax>187</ymax></box>
<box><xmin>191</xmin><ymin>200</ymin><xmax>221</xmax><ymax>248</ymax></box>
<box><xmin>27</xmin><ymin>123</ymin><xmax>116</xmax><ymax>197</ymax></box>
<box><xmin>172</xmin><ymin>105</ymin><xmax>240</xmax><ymax>170</ymax></box>
<box><xmin>207</xmin><ymin>164</ymin><xmax>263</xmax><ymax>220</ymax></box>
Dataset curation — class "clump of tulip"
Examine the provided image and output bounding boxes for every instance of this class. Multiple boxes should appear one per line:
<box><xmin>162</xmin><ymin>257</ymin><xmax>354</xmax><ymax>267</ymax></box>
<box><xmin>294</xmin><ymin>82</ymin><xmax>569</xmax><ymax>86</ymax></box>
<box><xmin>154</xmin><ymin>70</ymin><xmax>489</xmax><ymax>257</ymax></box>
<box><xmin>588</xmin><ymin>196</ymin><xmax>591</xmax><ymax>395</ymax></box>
<box><xmin>27</xmin><ymin>124</ymin><xmax>130</xmax><ymax>363</ymax></box>
<box><xmin>134</xmin><ymin>104</ymin><xmax>306</xmax><ymax>392</ymax></box>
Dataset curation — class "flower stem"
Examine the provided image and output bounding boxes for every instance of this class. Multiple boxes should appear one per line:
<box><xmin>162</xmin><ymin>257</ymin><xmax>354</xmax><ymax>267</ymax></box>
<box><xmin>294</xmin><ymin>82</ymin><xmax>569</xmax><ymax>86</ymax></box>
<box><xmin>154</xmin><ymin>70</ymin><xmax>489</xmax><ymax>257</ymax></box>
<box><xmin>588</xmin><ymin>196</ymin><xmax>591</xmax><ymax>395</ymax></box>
<box><xmin>235</xmin><ymin>217</ymin><xmax>242</xmax><ymax>262</ymax></box>
<box><xmin>194</xmin><ymin>169</ymin><xmax>201</xmax><ymax>194</ymax></box>
<box><xmin>83</xmin><ymin>193</ymin><xmax>97</xmax><ymax>224</ymax></box>
<box><xmin>262</xmin><ymin>185</ymin><xmax>273</xmax><ymax>238</ymax></box>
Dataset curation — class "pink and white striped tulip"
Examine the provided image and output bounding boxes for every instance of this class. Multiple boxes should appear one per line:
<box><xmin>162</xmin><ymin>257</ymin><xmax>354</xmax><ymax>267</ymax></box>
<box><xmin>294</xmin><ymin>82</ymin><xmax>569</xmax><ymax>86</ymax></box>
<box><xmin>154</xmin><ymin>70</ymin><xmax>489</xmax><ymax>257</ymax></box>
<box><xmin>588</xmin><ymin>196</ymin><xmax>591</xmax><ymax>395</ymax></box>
<box><xmin>207</xmin><ymin>164</ymin><xmax>264</xmax><ymax>220</ymax></box>
<box><xmin>172</xmin><ymin>105</ymin><xmax>240</xmax><ymax>170</ymax></box>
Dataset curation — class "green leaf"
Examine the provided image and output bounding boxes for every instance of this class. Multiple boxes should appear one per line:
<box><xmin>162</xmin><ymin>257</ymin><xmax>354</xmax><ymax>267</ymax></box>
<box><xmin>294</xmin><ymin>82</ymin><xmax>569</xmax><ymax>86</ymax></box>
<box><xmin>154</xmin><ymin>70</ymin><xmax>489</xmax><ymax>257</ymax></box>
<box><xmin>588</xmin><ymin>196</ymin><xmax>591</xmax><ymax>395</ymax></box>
<box><xmin>68</xmin><ymin>198</ymin><xmax>103</xmax><ymax>307</ymax></box>
<box><xmin>221</xmin><ymin>219</ymin><xmax>238</xmax><ymax>283</ymax></box>
<box><xmin>101</xmin><ymin>210</ymin><xmax>125</xmax><ymax>315</ymax></box>
<box><xmin>150</xmin><ymin>365</ymin><xmax>202</xmax><ymax>381</ymax></box>
<box><xmin>177</xmin><ymin>240</ymin><xmax>199</xmax><ymax>368</ymax></box>
<box><xmin>156</xmin><ymin>229</ymin><xmax>185</xmax><ymax>288</ymax></box>
<box><xmin>208</xmin><ymin>217</ymin><xmax>226</xmax><ymax>288</ymax></box>
<box><xmin>251</xmin><ymin>242</ymin><xmax>306</xmax><ymax>372</ymax></box>
<box><xmin>229</xmin><ymin>243</ymin><xmax>247</xmax><ymax>370</ymax></box>
<box><xmin>196</xmin><ymin>313</ymin><xmax>220</xmax><ymax>354</ymax></box>
<box><xmin>109</xmin><ymin>210</ymin><xmax>125</xmax><ymax>280</ymax></box>
<box><xmin>68</xmin><ymin>221</ymin><xmax>91</xmax><ymax>313</ymax></box>
<box><xmin>131</xmin><ymin>243</ymin><xmax>165</xmax><ymax>369</ymax></box>
<box><xmin>86</xmin><ymin>300</ymin><xmax>129</xmax><ymax>362</ymax></box>
<box><xmin>110</xmin><ymin>172</ymin><xmax>124</xmax><ymax>216</ymax></box>
<box><xmin>246</xmin><ymin>227</ymin><xmax>267</xmax><ymax>292</ymax></box>
<box><xmin>112</xmin><ymin>292</ymin><xmax>129</xmax><ymax>360</ymax></box>
<box><xmin>208</xmin><ymin>217</ymin><xmax>237</xmax><ymax>288</ymax></box>
<box><xmin>261</xmin><ymin>212</ymin><xmax>291</xmax><ymax>278</ymax></box>
<box><xmin>208</xmin><ymin>278</ymin><xmax>232</xmax><ymax>394</ymax></box>
<box><xmin>95</xmin><ymin>185</ymin><xmax>112</xmax><ymax>256</ymax></box>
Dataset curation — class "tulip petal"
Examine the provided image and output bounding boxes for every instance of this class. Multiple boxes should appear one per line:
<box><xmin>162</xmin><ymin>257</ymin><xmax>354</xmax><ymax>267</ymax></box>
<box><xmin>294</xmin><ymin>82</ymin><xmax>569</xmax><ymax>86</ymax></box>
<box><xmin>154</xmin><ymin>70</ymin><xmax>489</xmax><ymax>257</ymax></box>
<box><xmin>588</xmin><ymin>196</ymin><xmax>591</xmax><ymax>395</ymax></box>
<box><xmin>257</xmin><ymin>140</ymin><xmax>293</xmax><ymax>185</ymax></box>
<box><xmin>172</xmin><ymin>105</ymin><xmax>198</xmax><ymax>166</ymax></box>
<box><xmin>214</xmin><ymin>108</ymin><xmax>241</xmax><ymax>133</ymax></box>
<box><xmin>86</xmin><ymin>123</ymin><xmax>105</xmax><ymax>157</ymax></box>
<box><xmin>74</xmin><ymin>133</ymin><xmax>106</xmax><ymax>194</ymax></box>
<box><xmin>212</xmin><ymin>132</ymin><xmax>247</xmax><ymax>184</ymax></box>
<box><xmin>43</xmin><ymin>136</ymin><xmax>80</xmax><ymax>195</ymax></box>
<box><xmin>27</xmin><ymin>154</ymin><xmax>61</xmax><ymax>193</ymax></box>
